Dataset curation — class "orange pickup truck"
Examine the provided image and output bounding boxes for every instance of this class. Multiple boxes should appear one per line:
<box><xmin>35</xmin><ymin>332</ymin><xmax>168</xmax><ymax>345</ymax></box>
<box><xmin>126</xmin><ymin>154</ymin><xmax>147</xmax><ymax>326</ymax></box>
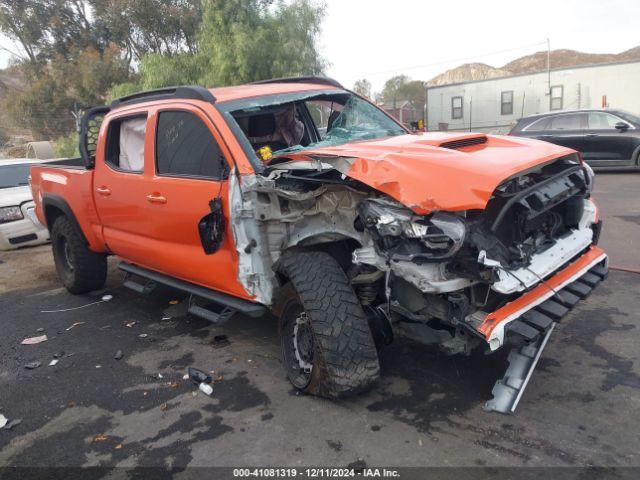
<box><xmin>30</xmin><ymin>77</ymin><xmax>607</xmax><ymax>412</ymax></box>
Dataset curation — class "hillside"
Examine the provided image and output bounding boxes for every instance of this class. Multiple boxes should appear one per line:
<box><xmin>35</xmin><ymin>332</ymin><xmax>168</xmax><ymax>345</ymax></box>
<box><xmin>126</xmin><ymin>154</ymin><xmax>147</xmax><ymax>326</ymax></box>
<box><xmin>427</xmin><ymin>46</ymin><xmax>640</xmax><ymax>86</ymax></box>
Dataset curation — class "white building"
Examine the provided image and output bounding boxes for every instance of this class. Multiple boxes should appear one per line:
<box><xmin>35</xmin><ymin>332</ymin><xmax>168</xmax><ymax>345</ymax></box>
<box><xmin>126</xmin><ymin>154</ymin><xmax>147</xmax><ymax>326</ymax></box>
<box><xmin>426</xmin><ymin>60</ymin><xmax>640</xmax><ymax>133</ymax></box>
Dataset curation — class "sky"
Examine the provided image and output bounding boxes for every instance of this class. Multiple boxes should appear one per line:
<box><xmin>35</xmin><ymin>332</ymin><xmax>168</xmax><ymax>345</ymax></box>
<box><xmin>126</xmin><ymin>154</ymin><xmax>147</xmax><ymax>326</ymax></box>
<box><xmin>320</xmin><ymin>0</ymin><xmax>640</xmax><ymax>92</ymax></box>
<box><xmin>1</xmin><ymin>0</ymin><xmax>639</xmax><ymax>94</ymax></box>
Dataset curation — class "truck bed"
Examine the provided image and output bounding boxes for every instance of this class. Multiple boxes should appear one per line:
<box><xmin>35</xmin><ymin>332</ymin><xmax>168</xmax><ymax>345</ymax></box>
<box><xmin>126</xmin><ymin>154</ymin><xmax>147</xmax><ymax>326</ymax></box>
<box><xmin>30</xmin><ymin>160</ymin><xmax>107</xmax><ymax>251</ymax></box>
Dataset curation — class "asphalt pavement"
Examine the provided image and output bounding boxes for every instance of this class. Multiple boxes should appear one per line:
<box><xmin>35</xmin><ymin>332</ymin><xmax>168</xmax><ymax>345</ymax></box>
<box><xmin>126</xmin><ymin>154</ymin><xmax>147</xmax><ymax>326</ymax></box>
<box><xmin>0</xmin><ymin>173</ymin><xmax>638</xmax><ymax>474</ymax></box>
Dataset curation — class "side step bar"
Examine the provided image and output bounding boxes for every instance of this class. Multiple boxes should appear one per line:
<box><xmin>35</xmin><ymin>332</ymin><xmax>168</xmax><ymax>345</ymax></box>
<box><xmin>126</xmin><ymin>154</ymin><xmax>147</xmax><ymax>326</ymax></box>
<box><xmin>118</xmin><ymin>262</ymin><xmax>267</xmax><ymax>322</ymax></box>
<box><xmin>484</xmin><ymin>324</ymin><xmax>555</xmax><ymax>414</ymax></box>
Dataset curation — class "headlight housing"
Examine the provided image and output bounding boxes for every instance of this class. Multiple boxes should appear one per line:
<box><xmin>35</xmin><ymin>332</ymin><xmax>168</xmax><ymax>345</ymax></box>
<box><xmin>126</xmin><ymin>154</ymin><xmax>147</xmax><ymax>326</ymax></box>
<box><xmin>0</xmin><ymin>206</ymin><xmax>23</xmax><ymax>224</ymax></box>
<box><xmin>359</xmin><ymin>199</ymin><xmax>466</xmax><ymax>261</ymax></box>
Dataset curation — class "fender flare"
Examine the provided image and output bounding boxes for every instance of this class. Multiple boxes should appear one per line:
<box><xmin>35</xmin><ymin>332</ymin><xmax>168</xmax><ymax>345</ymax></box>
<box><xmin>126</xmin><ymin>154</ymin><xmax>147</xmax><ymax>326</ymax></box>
<box><xmin>42</xmin><ymin>193</ymin><xmax>89</xmax><ymax>245</ymax></box>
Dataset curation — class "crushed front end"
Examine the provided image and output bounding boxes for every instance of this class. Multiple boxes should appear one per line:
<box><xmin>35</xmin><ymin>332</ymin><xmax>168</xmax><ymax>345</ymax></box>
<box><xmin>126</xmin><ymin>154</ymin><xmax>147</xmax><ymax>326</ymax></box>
<box><xmin>348</xmin><ymin>154</ymin><xmax>607</xmax><ymax>411</ymax></box>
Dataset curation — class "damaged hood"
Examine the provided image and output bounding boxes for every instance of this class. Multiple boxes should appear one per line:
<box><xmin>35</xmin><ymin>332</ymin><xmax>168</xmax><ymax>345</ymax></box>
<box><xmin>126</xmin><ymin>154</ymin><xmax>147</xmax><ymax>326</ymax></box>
<box><xmin>280</xmin><ymin>133</ymin><xmax>575</xmax><ymax>214</ymax></box>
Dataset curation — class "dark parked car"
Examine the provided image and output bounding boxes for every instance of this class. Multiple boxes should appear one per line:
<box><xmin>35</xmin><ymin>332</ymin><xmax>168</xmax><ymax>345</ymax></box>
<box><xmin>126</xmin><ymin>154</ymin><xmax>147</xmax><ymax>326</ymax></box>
<box><xmin>510</xmin><ymin>109</ymin><xmax>640</xmax><ymax>169</ymax></box>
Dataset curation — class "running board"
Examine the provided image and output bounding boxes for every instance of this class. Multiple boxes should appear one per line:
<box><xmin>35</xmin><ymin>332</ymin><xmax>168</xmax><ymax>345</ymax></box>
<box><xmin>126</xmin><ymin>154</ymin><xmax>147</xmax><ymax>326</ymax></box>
<box><xmin>118</xmin><ymin>262</ymin><xmax>267</xmax><ymax>318</ymax></box>
<box><xmin>187</xmin><ymin>295</ymin><xmax>236</xmax><ymax>324</ymax></box>
<box><xmin>484</xmin><ymin>323</ymin><xmax>556</xmax><ymax>414</ymax></box>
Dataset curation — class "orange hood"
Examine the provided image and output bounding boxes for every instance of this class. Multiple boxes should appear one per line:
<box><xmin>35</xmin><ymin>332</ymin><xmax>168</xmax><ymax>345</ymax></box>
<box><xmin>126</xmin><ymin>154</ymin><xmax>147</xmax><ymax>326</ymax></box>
<box><xmin>285</xmin><ymin>133</ymin><xmax>575</xmax><ymax>214</ymax></box>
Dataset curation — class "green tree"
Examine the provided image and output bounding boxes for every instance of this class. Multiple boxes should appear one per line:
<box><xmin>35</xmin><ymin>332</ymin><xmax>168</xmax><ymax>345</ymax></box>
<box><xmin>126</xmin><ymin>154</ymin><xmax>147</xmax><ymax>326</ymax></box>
<box><xmin>124</xmin><ymin>0</ymin><xmax>326</xmax><ymax>90</ymax></box>
<box><xmin>380</xmin><ymin>75</ymin><xmax>426</xmax><ymax>112</ymax></box>
<box><xmin>353</xmin><ymin>79</ymin><xmax>372</xmax><ymax>98</ymax></box>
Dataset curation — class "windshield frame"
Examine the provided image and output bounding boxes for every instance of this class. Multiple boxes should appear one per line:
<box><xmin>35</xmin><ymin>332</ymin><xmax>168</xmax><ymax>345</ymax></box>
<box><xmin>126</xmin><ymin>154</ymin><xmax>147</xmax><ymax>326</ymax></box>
<box><xmin>216</xmin><ymin>89</ymin><xmax>409</xmax><ymax>173</ymax></box>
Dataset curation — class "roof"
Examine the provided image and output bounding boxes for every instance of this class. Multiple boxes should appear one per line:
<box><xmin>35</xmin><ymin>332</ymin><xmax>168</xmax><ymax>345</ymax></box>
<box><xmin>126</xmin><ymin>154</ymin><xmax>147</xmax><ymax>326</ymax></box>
<box><xmin>210</xmin><ymin>82</ymin><xmax>336</xmax><ymax>103</ymax></box>
<box><xmin>519</xmin><ymin>108</ymin><xmax>626</xmax><ymax>121</ymax></box>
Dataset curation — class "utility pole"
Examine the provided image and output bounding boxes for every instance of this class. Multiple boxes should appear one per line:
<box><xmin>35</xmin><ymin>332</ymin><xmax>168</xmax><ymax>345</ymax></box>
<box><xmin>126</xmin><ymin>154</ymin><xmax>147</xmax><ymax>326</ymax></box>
<box><xmin>547</xmin><ymin>38</ymin><xmax>551</xmax><ymax>110</ymax></box>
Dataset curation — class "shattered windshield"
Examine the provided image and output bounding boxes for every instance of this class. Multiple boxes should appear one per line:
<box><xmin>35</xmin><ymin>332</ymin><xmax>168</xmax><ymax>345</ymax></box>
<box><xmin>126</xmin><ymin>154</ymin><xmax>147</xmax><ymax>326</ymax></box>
<box><xmin>220</xmin><ymin>91</ymin><xmax>407</xmax><ymax>165</ymax></box>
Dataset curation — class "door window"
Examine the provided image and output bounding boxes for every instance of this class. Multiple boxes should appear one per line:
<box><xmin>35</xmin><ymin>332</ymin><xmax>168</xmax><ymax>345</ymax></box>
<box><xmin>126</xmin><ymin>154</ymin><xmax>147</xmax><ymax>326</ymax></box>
<box><xmin>587</xmin><ymin>112</ymin><xmax>627</xmax><ymax>130</ymax></box>
<box><xmin>156</xmin><ymin>111</ymin><xmax>228</xmax><ymax>179</ymax></box>
<box><xmin>105</xmin><ymin>115</ymin><xmax>147</xmax><ymax>172</ymax></box>
<box><xmin>549</xmin><ymin>114</ymin><xmax>584</xmax><ymax>131</ymax></box>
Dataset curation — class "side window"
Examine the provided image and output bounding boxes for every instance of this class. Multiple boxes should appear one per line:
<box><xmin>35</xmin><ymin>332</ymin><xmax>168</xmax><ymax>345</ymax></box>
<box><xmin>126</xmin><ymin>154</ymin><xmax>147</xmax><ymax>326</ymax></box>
<box><xmin>105</xmin><ymin>115</ymin><xmax>147</xmax><ymax>172</ymax></box>
<box><xmin>524</xmin><ymin>117</ymin><xmax>551</xmax><ymax>132</ymax></box>
<box><xmin>501</xmin><ymin>91</ymin><xmax>513</xmax><ymax>115</ymax></box>
<box><xmin>550</xmin><ymin>85</ymin><xmax>563</xmax><ymax>110</ymax></box>
<box><xmin>549</xmin><ymin>114</ymin><xmax>583</xmax><ymax>130</ymax></box>
<box><xmin>451</xmin><ymin>96</ymin><xmax>463</xmax><ymax>119</ymax></box>
<box><xmin>588</xmin><ymin>112</ymin><xmax>624</xmax><ymax>130</ymax></box>
<box><xmin>156</xmin><ymin>110</ymin><xmax>228</xmax><ymax>179</ymax></box>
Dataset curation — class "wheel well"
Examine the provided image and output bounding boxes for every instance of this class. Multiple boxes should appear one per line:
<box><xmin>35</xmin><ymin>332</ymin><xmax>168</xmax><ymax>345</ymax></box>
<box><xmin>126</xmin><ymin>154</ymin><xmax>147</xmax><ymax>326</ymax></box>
<box><xmin>44</xmin><ymin>205</ymin><xmax>65</xmax><ymax>231</ymax></box>
<box><xmin>276</xmin><ymin>238</ymin><xmax>361</xmax><ymax>285</ymax></box>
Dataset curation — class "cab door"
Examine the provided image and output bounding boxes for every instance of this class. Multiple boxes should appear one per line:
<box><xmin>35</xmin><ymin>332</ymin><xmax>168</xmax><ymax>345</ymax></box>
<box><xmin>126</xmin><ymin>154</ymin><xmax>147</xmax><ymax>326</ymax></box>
<box><xmin>141</xmin><ymin>104</ymin><xmax>249</xmax><ymax>300</ymax></box>
<box><xmin>93</xmin><ymin>112</ymin><xmax>154</xmax><ymax>265</ymax></box>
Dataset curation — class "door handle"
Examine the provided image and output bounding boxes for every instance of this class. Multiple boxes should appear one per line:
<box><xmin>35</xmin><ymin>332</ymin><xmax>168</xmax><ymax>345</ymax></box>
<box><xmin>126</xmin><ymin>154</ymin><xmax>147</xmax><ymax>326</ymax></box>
<box><xmin>586</xmin><ymin>134</ymin><xmax>598</xmax><ymax>139</ymax></box>
<box><xmin>96</xmin><ymin>186</ymin><xmax>111</xmax><ymax>196</ymax></box>
<box><xmin>146</xmin><ymin>193</ymin><xmax>167</xmax><ymax>204</ymax></box>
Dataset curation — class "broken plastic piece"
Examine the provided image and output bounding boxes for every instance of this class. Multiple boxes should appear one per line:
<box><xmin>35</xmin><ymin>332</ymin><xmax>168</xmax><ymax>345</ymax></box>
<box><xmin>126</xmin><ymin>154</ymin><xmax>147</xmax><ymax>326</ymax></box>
<box><xmin>66</xmin><ymin>322</ymin><xmax>85</xmax><ymax>331</ymax></box>
<box><xmin>0</xmin><ymin>415</ymin><xmax>6</xmax><ymax>429</ymax></box>
<box><xmin>102</xmin><ymin>294</ymin><xmax>113</xmax><ymax>301</ymax></box>
<box><xmin>24</xmin><ymin>361</ymin><xmax>42</xmax><ymax>369</ymax></box>
<box><xmin>4</xmin><ymin>418</ymin><xmax>22</xmax><ymax>430</ymax></box>
<box><xmin>188</xmin><ymin>367</ymin><xmax>212</xmax><ymax>385</ymax></box>
<box><xmin>199</xmin><ymin>382</ymin><xmax>213</xmax><ymax>395</ymax></box>
<box><xmin>21</xmin><ymin>335</ymin><xmax>48</xmax><ymax>345</ymax></box>
<box><xmin>114</xmin><ymin>350</ymin><xmax>123</xmax><ymax>360</ymax></box>
<box><xmin>49</xmin><ymin>359</ymin><xmax>59</xmax><ymax>367</ymax></box>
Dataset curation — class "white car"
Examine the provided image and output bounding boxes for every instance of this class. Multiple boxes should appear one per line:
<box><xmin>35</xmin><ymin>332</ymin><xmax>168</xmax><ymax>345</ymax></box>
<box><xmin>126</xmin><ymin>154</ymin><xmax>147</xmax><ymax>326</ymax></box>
<box><xmin>0</xmin><ymin>159</ymin><xmax>53</xmax><ymax>250</ymax></box>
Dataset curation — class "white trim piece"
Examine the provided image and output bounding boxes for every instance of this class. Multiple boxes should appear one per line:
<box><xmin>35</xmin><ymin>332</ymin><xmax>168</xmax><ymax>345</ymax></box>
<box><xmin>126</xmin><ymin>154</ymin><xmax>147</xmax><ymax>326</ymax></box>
<box><xmin>487</xmin><ymin>252</ymin><xmax>607</xmax><ymax>351</ymax></box>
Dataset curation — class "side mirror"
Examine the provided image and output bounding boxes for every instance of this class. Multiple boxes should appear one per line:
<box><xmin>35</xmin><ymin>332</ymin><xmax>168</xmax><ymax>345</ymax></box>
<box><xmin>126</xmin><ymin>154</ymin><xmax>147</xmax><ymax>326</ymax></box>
<box><xmin>614</xmin><ymin>121</ymin><xmax>630</xmax><ymax>131</ymax></box>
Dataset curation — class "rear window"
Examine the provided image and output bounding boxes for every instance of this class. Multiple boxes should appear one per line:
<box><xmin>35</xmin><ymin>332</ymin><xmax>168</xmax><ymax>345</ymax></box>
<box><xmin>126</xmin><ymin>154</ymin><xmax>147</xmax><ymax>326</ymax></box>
<box><xmin>549</xmin><ymin>114</ymin><xmax>584</xmax><ymax>130</ymax></box>
<box><xmin>0</xmin><ymin>164</ymin><xmax>31</xmax><ymax>189</ymax></box>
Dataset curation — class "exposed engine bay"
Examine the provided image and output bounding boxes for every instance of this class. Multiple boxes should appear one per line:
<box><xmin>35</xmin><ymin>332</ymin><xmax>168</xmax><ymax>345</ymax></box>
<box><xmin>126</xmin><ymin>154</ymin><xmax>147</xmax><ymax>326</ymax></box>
<box><xmin>228</xmin><ymin>145</ymin><xmax>598</xmax><ymax>356</ymax></box>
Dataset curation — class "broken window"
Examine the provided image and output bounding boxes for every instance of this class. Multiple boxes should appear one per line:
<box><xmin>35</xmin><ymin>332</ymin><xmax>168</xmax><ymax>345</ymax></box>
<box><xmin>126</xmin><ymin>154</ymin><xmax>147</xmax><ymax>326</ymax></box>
<box><xmin>156</xmin><ymin>110</ymin><xmax>228</xmax><ymax>179</ymax></box>
<box><xmin>105</xmin><ymin>115</ymin><xmax>147</xmax><ymax>172</ymax></box>
<box><xmin>226</xmin><ymin>92</ymin><xmax>406</xmax><ymax>160</ymax></box>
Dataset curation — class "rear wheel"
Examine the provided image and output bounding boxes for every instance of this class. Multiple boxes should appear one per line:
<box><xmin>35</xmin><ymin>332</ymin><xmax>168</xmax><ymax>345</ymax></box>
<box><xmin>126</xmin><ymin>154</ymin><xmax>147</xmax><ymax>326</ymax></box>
<box><xmin>278</xmin><ymin>251</ymin><xmax>380</xmax><ymax>398</ymax></box>
<box><xmin>51</xmin><ymin>215</ymin><xmax>107</xmax><ymax>294</ymax></box>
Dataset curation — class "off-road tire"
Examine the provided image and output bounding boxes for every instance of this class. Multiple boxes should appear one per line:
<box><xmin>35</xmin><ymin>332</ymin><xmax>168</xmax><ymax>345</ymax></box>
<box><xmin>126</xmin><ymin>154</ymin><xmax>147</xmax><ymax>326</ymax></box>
<box><xmin>278</xmin><ymin>251</ymin><xmax>380</xmax><ymax>398</ymax></box>
<box><xmin>51</xmin><ymin>215</ymin><xmax>107</xmax><ymax>294</ymax></box>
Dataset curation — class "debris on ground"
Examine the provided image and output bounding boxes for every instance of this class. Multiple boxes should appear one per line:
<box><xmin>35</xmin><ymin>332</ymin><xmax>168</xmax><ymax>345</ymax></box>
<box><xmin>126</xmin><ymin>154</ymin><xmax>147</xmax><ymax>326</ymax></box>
<box><xmin>199</xmin><ymin>383</ymin><xmax>213</xmax><ymax>396</ymax></box>
<box><xmin>41</xmin><ymin>294</ymin><xmax>113</xmax><ymax>313</ymax></box>
<box><xmin>169</xmin><ymin>381</ymin><xmax>178</xmax><ymax>389</ymax></box>
<box><xmin>138</xmin><ymin>334</ymin><xmax>148</xmax><ymax>338</ymax></box>
<box><xmin>160</xmin><ymin>403</ymin><xmax>168</xmax><ymax>411</ymax></box>
<box><xmin>53</xmin><ymin>352</ymin><xmax>65</xmax><ymax>359</ymax></box>
<box><xmin>114</xmin><ymin>350</ymin><xmax>123</xmax><ymax>360</ymax></box>
<box><xmin>95</xmin><ymin>365</ymin><xmax>102</xmax><ymax>369</ymax></box>
<box><xmin>4</xmin><ymin>418</ymin><xmax>22</xmax><ymax>430</ymax></box>
<box><xmin>0</xmin><ymin>415</ymin><xmax>7</xmax><ymax>429</ymax></box>
<box><xmin>182</xmin><ymin>374</ymin><xmax>189</xmax><ymax>380</ymax></box>
<box><xmin>188</xmin><ymin>367</ymin><xmax>212</xmax><ymax>385</ymax></box>
<box><xmin>115</xmin><ymin>443</ymin><xmax>123</xmax><ymax>450</ymax></box>
<box><xmin>125</xmin><ymin>321</ymin><xmax>136</xmax><ymax>328</ymax></box>
<box><xmin>65</xmin><ymin>321</ymin><xmax>85</xmax><ymax>331</ymax></box>
<box><xmin>21</xmin><ymin>335</ymin><xmax>48</xmax><ymax>345</ymax></box>
<box><xmin>24</xmin><ymin>361</ymin><xmax>42</xmax><ymax>369</ymax></box>
<box><xmin>49</xmin><ymin>359</ymin><xmax>59</xmax><ymax>367</ymax></box>
<box><xmin>161</xmin><ymin>316</ymin><xmax>172</xmax><ymax>321</ymax></box>
<box><xmin>36</xmin><ymin>328</ymin><xmax>45</xmax><ymax>333</ymax></box>
<box><xmin>212</xmin><ymin>334</ymin><xmax>230</xmax><ymax>347</ymax></box>
<box><xmin>92</xmin><ymin>434</ymin><xmax>108</xmax><ymax>443</ymax></box>
<box><xmin>169</xmin><ymin>300</ymin><xmax>179</xmax><ymax>305</ymax></box>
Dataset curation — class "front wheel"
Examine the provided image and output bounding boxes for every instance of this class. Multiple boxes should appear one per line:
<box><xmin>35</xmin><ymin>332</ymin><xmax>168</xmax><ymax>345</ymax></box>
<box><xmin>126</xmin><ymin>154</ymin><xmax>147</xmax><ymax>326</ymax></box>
<box><xmin>51</xmin><ymin>215</ymin><xmax>107</xmax><ymax>294</ymax></box>
<box><xmin>278</xmin><ymin>251</ymin><xmax>380</xmax><ymax>398</ymax></box>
